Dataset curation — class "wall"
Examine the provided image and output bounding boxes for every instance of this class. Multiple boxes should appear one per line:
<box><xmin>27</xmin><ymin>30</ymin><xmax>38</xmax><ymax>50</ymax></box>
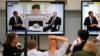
<box><xmin>0</xmin><ymin>0</ymin><xmax>6</xmax><ymax>9</ymax></box>
<box><xmin>0</xmin><ymin>10</ymin><xmax>6</xmax><ymax>43</ymax></box>
<box><xmin>0</xmin><ymin>10</ymin><xmax>96</xmax><ymax>50</ymax></box>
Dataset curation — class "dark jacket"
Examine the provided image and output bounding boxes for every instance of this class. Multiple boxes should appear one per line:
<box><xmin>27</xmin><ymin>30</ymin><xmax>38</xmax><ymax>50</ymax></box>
<box><xmin>73</xmin><ymin>41</ymin><xmax>87</xmax><ymax>53</ymax></box>
<box><xmin>84</xmin><ymin>17</ymin><xmax>98</xmax><ymax>30</ymax></box>
<box><xmin>46</xmin><ymin>16</ymin><xmax>61</xmax><ymax>26</ymax></box>
<box><xmin>3</xmin><ymin>44</ymin><xmax>21</xmax><ymax>56</ymax></box>
<box><xmin>9</xmin><ymin>16</ymin><xmax>23</xmax><ymax>30</ymax></box>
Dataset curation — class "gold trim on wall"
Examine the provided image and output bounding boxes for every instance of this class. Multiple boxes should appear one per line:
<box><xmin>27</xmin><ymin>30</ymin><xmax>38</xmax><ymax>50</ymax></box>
<box><xmin>55</xmin><ymin>0</ymin><xmax>67</xmax><ymax>5</ymax></box>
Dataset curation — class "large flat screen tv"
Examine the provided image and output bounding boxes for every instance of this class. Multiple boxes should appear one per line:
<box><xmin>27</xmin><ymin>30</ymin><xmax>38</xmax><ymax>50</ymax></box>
<box><xmin>6</xmin><ymin>1</ymin><xmax>65</xmax><ymax>35</ymax></box>
<box><xmin>82</xmin><ymin>1</ymin><xmax>100</xmax><ymax>35</ymax></box>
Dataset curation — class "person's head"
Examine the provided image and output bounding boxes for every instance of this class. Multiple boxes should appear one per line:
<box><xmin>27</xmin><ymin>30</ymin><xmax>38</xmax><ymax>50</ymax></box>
<box><xmin>78</xmin><ymin>30</ymin><xmax>89</xmax><ymax>41</ymax></box>
<box><xmin>13</xmin><ymin>11</ymin><xmax>18</xmax><ymax>17</ymax></box>
<box><xmin>5</xmin><ymin>32</ymin><xmax>18</xmax><ymax>47</ymax></box>
<box><xmin>49</xmin><ymin>39</ymin><xmax>58</xmax><ymax>50</ymax></box>
<box><xmin>83</xmin><ymin>41</ymin><xmax>97</xmax><ymax>55</ymax></box>
<box><xmin>27</xmin><ymin>40</ymin><xmax>38</xmax><ymax>50</ymax></box>
<box><xmin>52</xmin><ymin>11</ymin><xmax>57</xmax><ymax>17</ymax></box>
<box><xmin>88</xmin><ymin>11</ymin><xmax>94</xmax><ymax>17</ymax></box>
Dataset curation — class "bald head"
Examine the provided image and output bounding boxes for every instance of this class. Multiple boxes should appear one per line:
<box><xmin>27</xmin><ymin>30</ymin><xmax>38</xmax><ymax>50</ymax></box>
<box><xmin>52</xmin><ymin>12</ymin><xmax>57</xmax><ymax>17</ymax></box>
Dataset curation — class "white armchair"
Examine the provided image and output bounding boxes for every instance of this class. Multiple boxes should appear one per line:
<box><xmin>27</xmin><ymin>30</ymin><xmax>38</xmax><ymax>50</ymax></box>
<box><xmin>8</xmin><ymin>25</ymin><xmax>12</xmax><ymax>30</ymax></box>
<box><xmin>84</xmin><ymin>25</ymin><xmax>87</xmax><ymax>30</ymax></box>
<box><xmin>56</xmin><ymin>25</ymin><xmax>60</xmax><ymax>31</ymax></box>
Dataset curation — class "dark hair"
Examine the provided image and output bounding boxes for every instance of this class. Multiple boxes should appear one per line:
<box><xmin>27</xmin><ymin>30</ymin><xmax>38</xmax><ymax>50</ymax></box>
<box><xmin>27</xmin><ymin>40</ymin><xmax>37</xmax><ymax>49</ymax></box>
<box><xmin>5</xmin><ymin>32</ymin><xmax>17</xmax><ymax>46</ymax></box>
<box><xmin>78</xmin><ymin>30</ymin><xmax>89</xmax><ymax>40</ymax></box>
<box><xmin>32</xmin><ymin>4</ymin><xmax>40</xmax><ymax>9</ymax></box>
<box><xmin>88</xmin><ymin>11</ymin><xmax>93</xmax><ymax>15</ymax></box>
<box><xmin>13</xmin><ymin>11</ymin><xmax>18</xmax><ymax>15</ymax></box>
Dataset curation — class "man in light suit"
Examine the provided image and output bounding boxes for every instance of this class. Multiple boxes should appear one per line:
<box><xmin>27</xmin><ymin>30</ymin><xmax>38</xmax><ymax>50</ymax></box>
<box><xmin>84</xmin><ymin>11</ymin><xmax>100</xmax><ymax>31</ymax></box>
<box><xmin>9</xmin><ymin>11</ymin><xmax>25</xmax><ymax>30</ymax></box>
<box><xmin>43</xmin><ymin>12</ymin><xmax>61</xmax><ymax>32</ymax></box>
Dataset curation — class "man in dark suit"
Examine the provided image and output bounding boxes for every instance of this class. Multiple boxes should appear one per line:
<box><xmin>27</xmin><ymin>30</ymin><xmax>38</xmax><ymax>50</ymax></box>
<box><xmin>9</xmin><ymin>11</ymin><xmax>26</xmax><ymax>30</ymax></box>
<box><xmin>43</xmin><ymin>12</ymin><xmax>61</xmax><ymax>32</ymax></box>
<box><xmin>84</xmin><ymin>11</ymin><xmax>100</xmax><ymax>31</ymax></box>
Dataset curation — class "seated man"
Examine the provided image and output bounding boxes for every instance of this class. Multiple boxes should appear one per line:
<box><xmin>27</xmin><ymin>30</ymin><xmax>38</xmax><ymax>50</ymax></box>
<box><xmin>43</xmin><ymin>12</ymin><xmax>61</xmax><ymax>32</ymax></box>
<box><xmin>73</xmin><ymin>30</ymin><xmax>97</xmax><ymax>56</ymax></box>
<box><xmin>84</xmin><ymin>11</ymin><xmax>100</xmax><ymax>31</ymax></box>
<box><xmin>73</xmin><ymin>41</ymin><xmax>97</xmax><ymax>56</ymax></box>
<box><xmin>44</xmin><ymin>35</ymin><xmax>69</xmax><ymax>56</ymax></box>
<box><xmin>9</xmin><ymin>11</ymin><xmax>26</xmax><ymax>30</ymax></box>
<box><xmin>21</xmin><ymin>40</ymin><xmax>45</xmax><ymax>56</ymax></box>
<box><xmin>73</xmin><ymin>30</ymin><xmax>89</xmax><ymax>53</ymax></box>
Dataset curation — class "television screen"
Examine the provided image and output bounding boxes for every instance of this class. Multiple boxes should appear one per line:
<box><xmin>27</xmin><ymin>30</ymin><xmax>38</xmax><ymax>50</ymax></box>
<box><xmin>6</xmin><ymin>1</ymin><xmax>65</xmax><ymax>35</ymax></box>
<box><xmin>92</xmin><ymin>0</ymin><xmax>100</xmax><ymax>2</ymax></box>
<box><xmin>82</xmin><ymin>1</ymin><xmax>100</xmax><ymax>35</ymax></box>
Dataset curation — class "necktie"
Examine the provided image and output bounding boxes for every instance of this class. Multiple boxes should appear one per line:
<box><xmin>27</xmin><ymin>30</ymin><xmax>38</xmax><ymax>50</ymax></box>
<box><xmin>15</xmin><ymin>17</ymin><xmax>18</xmax><ymax>24</ymax></box>
<box><xmin>91</xmin><ymin>18</ymin><xmax>94</xmax><ymax>24</ymax></box>
<box><xmin>51</xmin><ymin>18</ymin><xmax>55</xmax><ymax>25</ymax></box>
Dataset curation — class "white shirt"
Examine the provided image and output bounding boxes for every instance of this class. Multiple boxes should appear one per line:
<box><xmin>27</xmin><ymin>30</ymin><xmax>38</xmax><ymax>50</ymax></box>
<box><xmin>96</xmin><ymin>34</ymin><xmax>100</xmax><ymax>41</ymax></box>
<box><xmin>70</xmin><ymin>38</ymin><xmax>81</xmax><ymax>51</ymax></box>
<box><xmin>50</xmin><ymin>17</ymin><xmax>56</xmax><ymax>25</ymax></box>
<box><xmin>89</xmin><ymin>17</ymin><xmax>93</xmax><ymax>24</ymax></box>
<box><xmin>14</xmin><ymin>16</ymin><xmax>18</xmax><ymax>24</ymax></box>
<box><xmin>21</xmin><ymin>49</ymin><xmax>45</xmax><ymax>56</ymax></box>
<box><xmin>44</xmin><ymin>42</ymin><xmax>68</xmax><ymax>56</ymax></box>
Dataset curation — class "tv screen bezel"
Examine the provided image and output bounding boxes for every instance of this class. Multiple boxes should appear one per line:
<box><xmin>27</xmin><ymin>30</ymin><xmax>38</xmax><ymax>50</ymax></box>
<box><xmin>6</xmin><ymin>1</ymin><xmax>65</xmax><ymax>35</ymax></box>
<box><xmin>81</xmin><ymin>1</ymin><xmax>100</xmax><ymax>36</ymax></box>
